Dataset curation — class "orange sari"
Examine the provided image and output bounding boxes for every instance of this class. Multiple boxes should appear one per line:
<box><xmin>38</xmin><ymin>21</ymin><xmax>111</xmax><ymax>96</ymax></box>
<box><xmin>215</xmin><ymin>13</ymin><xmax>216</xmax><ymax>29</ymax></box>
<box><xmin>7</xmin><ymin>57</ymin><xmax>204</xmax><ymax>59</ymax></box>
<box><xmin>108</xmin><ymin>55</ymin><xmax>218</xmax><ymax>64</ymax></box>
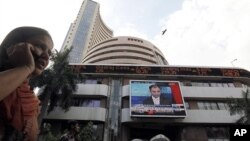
<box><xmin>0</xmin><ymin>80</ymin><xmax>40</xmax><ymax>141</ymax></box>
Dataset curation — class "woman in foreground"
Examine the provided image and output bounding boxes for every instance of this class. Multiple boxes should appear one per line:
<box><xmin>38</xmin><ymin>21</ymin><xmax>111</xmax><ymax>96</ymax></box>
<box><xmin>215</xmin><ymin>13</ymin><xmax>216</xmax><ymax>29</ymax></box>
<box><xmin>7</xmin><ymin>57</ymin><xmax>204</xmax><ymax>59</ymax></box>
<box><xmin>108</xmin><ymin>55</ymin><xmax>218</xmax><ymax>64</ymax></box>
<box><xmin>0</xmin><ymin>26</ymin><xmax>53</xmax><ymax>141</ymax></box>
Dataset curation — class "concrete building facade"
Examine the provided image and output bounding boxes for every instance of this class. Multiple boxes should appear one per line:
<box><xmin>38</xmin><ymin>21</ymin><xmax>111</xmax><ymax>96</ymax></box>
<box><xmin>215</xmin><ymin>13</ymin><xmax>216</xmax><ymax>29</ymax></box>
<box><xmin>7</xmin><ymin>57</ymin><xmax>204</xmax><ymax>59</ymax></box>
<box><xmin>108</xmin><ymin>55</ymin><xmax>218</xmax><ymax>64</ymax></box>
<box><xmin>44</xmin><ymin>64</ymin><xmax>250</xmax><ymax>141</ymax></box>
<box><xmin>82</xmin><ymin>36</ymin><xmax>168</xmax><ymax>65</ymax></box>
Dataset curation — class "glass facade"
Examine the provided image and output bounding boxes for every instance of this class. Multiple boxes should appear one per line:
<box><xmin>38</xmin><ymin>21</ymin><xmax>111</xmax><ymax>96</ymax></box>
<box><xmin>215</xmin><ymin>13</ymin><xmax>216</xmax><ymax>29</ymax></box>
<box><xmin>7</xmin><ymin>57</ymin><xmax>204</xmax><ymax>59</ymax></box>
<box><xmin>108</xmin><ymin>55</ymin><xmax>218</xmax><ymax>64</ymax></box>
<box><xmin>107</xmin><ymin>79</ymin><xmax>122</xmax><ymax>141</ymax></box>
<box><xmin>68</xmin><ymin>0</ymin><xmax>97</xmax><ymax>63</ymax></box>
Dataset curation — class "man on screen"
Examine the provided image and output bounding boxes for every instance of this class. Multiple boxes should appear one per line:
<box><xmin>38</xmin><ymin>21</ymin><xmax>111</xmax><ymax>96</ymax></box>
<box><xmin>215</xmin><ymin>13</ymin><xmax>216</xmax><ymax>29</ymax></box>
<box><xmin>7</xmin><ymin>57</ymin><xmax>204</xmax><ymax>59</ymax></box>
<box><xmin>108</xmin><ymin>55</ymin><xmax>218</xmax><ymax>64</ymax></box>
<box><xmin>143</xmin><ymin>84</ymin><xmax>171</xmax><ymax>105</ymax></box>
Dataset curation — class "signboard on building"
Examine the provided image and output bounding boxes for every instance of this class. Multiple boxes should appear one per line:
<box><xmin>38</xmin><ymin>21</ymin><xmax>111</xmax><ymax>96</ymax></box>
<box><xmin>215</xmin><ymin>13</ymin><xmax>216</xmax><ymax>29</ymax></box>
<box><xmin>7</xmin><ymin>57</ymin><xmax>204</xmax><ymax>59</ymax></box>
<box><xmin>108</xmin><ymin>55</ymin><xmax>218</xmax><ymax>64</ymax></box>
<box><xmin>70</xmin><ymin>64</ymin><xmax>250</xmax><ymax>78</ymax></box>
<box><xmin>130</xmin><ymin>80</ymin><xmax>186</xmax><ymax>117</ymax></box>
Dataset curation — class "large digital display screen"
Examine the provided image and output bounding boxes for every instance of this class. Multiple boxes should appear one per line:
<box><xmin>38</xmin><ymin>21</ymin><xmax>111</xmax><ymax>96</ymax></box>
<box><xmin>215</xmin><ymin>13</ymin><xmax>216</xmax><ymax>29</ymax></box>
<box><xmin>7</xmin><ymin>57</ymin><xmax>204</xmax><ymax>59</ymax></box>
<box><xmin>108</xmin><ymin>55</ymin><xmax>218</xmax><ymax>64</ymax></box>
<box><xmin>70</xmin><ymin>64</ymin><xmax>250</xmax><ymax>78</ymax></box>
<box><xmin>130</xmin><ymin>80</ymin><xmax>186</xmax><ymax>117</ymax></box>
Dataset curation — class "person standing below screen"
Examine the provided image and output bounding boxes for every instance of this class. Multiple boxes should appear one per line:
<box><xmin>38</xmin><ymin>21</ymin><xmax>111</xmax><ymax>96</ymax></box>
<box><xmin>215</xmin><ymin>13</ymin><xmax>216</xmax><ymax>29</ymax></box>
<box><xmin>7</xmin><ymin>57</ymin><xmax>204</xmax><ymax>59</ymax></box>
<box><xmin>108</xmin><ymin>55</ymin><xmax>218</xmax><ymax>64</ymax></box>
<box><xmin>0</xmin><ymin>26</ymin><xmax>53</xmax><ymax>141</ymax></box>
<box><xmin>59</xmin><ymin>121</ymin><xmax>80</xmax><ymax>141</ymax></box>
<box><xmin>143</xmin><ymin>84</ymin><xmax>171</xmax><ymax>105</ymax></box>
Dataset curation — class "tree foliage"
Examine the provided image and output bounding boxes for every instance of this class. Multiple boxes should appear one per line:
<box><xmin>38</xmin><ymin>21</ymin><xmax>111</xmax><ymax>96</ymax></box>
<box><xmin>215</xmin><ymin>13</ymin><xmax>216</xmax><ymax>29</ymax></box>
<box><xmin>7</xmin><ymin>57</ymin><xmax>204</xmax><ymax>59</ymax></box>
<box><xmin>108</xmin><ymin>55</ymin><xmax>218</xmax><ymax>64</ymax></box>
<box><xmin>39</xmin><ymin>123</ymin><xmax>60</xmax><ymax>141</ymax></box>
<box><xmin>30</xmin><ymin>47</ymin><xmax>81</xmax><ymax>113</ymax></box>
<box><xmin>227</xmin><ymin>88</ymin><xmax>250</xmax><ymax>124</ymax></box>
<box><xmin>79</xmin><ymin>121</ymin><xmax>101</xmax><ymax>141</ymax></box>
<box><xmin>79</xmin><ymin>121</ymin><xmax>94</xmax><ymax>141</ymax></box>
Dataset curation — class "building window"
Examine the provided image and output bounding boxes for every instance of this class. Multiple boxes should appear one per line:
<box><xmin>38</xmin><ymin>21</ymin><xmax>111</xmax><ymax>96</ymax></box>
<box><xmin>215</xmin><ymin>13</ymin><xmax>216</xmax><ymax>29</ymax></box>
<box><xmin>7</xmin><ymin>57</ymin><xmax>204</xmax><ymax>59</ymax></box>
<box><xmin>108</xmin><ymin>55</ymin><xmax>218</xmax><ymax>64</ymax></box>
<box><xmin>197</xmin><ymin>102</ymin><xmax>223</xmax><ymax>110</ymax></box>
<box><xmin>228</xmin><ymin>83</ymin><xmax>234</xmax><ymax>87</ymax></box>
<box><xmin>183</xmin><ymin>81</ymin><xmax>192</xmax><ymax>86</ymax></box>
<box><xmin>127</xmin><ymin>38</ymin><xmax>143</xmax><ymax>43</ymax></box>
<box><xmin>217</xmin><ymin>102</ymin><xmax>228</xmax><ymax>110</ymax></box>
<box><xmin>78</xmin><ymin>78</ymin><xmax>103</xmax><ymax>84</ymax></box>
<box><xmin>197</xmin><ymin>102</ymin><xmax>206</xmax><ymax>110</ymax></box>
<box><xmin>180</xmin><ymin>82</ymin><xmax>184</xmax><ymax>86</ymax></box>
<box><xmin>210</xmin><ymin>83</ymin><xmax>217</xmax><ymax>87</ymax></box>
<box><xmin>185</xmin><ymin>102</ymin><xmax>190</xmax><ymax>109</ymax></box>
<box><xmin>210</xmin><ymin>102</ymin><xmax>219</xmax><ymax>110</ymax></box>
<box><xmin>222</xmin><ymin>83</ymin><xmax>229</xmax><ymax>87</ymax></box>
<box><xmin>72</xmin><ymin>98</ymin><xmax>101</xmax><ymax>107</ymax></box>
<box><xmin>217</xmin><ymin>83</ymin><xmax>223</xmax><ymax>87</ymax></box>
<box><xmin>181</xmin><ymin>81</ymin><xmax>243</xmax><ymax>88</ymax></box>
<box><xmin>203</xmin><ymin>83</ymin><xmax>210</xmax><ymax>87</ymax></box>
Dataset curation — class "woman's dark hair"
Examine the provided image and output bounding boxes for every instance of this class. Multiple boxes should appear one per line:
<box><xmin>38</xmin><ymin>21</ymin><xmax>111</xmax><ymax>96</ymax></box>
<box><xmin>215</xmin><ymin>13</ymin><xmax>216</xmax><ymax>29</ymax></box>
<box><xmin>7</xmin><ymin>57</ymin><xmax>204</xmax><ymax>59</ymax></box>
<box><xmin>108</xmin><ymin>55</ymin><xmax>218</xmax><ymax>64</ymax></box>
<box><xmin>0</xmin><ymin>26</ymin><xmax>53</xmax><ymax>70</ymax></box>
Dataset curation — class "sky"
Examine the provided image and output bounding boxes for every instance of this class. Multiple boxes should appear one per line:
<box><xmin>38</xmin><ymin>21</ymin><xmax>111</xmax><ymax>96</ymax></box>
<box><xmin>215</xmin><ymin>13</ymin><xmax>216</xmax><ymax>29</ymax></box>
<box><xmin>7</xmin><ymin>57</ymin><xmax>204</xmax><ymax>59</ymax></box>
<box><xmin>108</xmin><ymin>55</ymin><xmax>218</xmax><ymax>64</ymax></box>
<box><xmin>0</xmin><ymin>0</ymin><xmax>250</xmax><ymax>71</ymax></box>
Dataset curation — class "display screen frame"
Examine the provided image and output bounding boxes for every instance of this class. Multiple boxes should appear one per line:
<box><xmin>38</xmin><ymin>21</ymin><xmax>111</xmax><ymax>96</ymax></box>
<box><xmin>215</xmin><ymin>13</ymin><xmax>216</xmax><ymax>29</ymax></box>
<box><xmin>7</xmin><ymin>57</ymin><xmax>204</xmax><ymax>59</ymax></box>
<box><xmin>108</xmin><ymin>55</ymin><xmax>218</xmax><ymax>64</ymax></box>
<box><xmin>130</xmin><ymin>80</ymin><xmax>187</xmax><ymax>118</ymax></box>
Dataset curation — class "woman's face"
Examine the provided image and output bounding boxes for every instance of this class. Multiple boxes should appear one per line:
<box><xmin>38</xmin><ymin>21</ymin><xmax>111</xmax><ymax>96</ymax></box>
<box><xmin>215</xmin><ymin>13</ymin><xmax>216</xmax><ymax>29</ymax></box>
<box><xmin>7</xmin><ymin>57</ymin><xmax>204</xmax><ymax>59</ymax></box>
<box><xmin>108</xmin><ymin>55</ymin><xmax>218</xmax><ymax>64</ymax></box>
<box><xmin>26</xmin><ymin>35</ymin><xmax>53</xmax><ymax>76</ymax></box>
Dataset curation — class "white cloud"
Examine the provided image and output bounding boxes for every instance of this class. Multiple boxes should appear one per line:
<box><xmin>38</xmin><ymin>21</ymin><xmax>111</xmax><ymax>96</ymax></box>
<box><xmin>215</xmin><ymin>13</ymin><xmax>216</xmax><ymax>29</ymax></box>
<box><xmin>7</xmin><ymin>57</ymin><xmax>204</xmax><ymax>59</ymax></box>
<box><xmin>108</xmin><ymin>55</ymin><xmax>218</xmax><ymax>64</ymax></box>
<box><xmin>152</xmin><ymin>0</ymin><xmax>250</xmax><ymax>71</ymax></box>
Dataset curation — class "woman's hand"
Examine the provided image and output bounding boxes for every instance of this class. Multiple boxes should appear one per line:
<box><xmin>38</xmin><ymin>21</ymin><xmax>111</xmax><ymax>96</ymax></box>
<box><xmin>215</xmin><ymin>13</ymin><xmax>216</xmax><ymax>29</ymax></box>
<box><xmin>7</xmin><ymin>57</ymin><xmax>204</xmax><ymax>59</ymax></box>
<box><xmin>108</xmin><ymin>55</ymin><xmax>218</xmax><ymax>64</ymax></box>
<box><xmin>6</xmin><ymin>42</ymin><xmax>42</xmax><ymax>74</ymax></box>
<box><xmin>0</xmin><ymin>43</ymin><xmax>43</xmax><ymax>101</ymax></box>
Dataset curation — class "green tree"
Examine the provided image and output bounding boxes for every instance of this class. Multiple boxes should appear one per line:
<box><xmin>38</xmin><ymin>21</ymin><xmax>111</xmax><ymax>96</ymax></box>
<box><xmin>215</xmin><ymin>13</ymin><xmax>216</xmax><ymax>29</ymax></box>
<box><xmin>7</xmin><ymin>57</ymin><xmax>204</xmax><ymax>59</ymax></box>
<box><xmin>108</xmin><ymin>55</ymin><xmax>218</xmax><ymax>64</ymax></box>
<box><xmin>30</xmin><ymin>48</ymin><xmax>81</xmax><ymax>126</ymax></box>
<box><xmin>79</xmin><ymin>121</ymin><xmax>95</xmax><ymax>141</ymax></box>
<box><xmin>39</xmin><ymin>123</ymin><xmax>60</xmax><ymax>141</ymax></box>
<box><xmin>227</xmin><ymin>88</ymin><xmax>250</xmax><ymax>124</ymax></box>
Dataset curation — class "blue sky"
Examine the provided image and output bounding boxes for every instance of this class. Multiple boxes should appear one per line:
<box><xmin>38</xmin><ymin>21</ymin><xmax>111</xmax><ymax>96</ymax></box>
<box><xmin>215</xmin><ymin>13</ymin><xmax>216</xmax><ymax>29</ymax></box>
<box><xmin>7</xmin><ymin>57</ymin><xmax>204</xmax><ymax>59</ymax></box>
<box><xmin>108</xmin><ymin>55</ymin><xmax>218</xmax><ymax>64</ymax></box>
<box><xmin>1</xmin><ymin>0</ymin><xmax>250</xmax><ymax>70</ymax></box>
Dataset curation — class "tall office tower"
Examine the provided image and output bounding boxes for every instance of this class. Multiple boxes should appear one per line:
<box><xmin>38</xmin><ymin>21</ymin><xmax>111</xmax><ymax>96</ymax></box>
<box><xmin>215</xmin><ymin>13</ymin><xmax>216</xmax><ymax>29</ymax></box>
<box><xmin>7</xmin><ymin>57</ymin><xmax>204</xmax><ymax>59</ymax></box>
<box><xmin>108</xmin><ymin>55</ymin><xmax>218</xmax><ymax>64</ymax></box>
<box><xmin>61</xmin><ymin>0</ymin><xmax>113</xmax><ymax>63</ymax></box>
<box><xmin>61</xmin><ymin>0</ymin><xmax>167</xmax><ymax>65</ymax></box>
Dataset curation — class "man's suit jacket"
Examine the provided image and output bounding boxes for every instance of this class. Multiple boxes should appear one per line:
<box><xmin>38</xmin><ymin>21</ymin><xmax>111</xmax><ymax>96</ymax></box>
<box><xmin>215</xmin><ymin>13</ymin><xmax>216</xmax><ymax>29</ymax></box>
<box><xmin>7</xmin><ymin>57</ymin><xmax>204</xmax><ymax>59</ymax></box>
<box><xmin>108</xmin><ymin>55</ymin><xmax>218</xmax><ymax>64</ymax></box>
<box><xmin>143</xmin><ymin>95</ymin><xmax>171</xmax><ymax>105</ymax></box>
